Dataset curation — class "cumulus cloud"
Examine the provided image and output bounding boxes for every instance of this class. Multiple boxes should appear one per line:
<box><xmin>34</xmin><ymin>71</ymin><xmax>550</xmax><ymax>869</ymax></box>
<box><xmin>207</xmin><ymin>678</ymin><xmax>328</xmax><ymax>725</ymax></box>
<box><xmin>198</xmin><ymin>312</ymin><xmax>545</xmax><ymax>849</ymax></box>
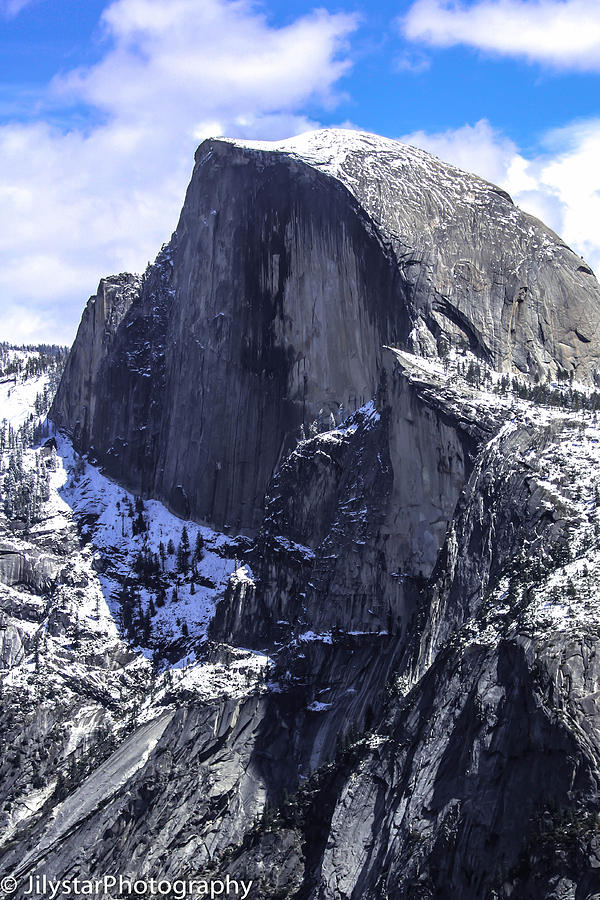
<box><xmin>402</xmin><ymin>0</ymin><xmax>600</xmax><ymax>71</ymax></box>
<box><xmin>0</xmin><ymin>0</ymin><xmax>357</xmax><ymax>344</ymax></box>
<box><xmin>402</xmin><ymin>117</ymin><xmax>600</xmax><ymax>273</ymax></box>
<box><xmin>537</xmin><ymin>121</ymin><xmax>600</xmax><ymax>266</ymax></box>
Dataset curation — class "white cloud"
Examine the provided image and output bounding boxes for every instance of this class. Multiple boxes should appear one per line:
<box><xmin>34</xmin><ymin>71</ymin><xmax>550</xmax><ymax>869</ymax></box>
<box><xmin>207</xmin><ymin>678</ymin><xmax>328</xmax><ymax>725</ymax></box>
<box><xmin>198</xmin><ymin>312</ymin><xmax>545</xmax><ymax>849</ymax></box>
<box><xmin>55</xmin><ymin>1</ymin><xmax>354</xmax><ymax>120</ymax></box>
<box><xmin>1</xmin><ymin>0</ymin><xmax>35</xmax><ymax>17</ymax></box>
<box><xmin>402</xmin><ymin>119</ymin><xmax>519</xmax><ymax>186</ymax></box>
<box><xmin>402</xmin><ymin>0</ymin><xmax>600</xmax><ymax>71</ymax></box>
<box><xmin>0</xmin><ymin>0</ymin><xmax>357</xmax><ymax>344</ymax></box>
<box><xmin>536</xmin><ymin>121</ymin><xmax>600</xmax><ymax>265</ymax></box>
<box><xmin>393</xmin><ymin>52</ymin><xmax>431</xmax><ymax>73</ymax></box>
<box><xmin>402</xmin><ymin>117</ymin><xmax>600</xmax><ymax>274</ymax></box>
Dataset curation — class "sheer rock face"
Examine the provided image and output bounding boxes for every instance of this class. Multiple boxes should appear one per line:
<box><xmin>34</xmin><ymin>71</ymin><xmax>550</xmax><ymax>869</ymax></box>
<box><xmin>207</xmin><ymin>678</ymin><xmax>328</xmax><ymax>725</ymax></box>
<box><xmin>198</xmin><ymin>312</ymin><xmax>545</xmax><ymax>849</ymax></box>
<box><xmin>51</xmin><ymin>129</ymin><xmax>600</xmax><ymax>533</ymax></box>
<box><xmin>211</xmin><ymin>352</ymin><xmax>492</xmax><ymax>648</ymax></box>
<box><xmin>54</xmin><ymin>273</ymin><xmax>142</xmax><ymax>454</ymax></box>
<box><xmin>244</xmin><ymin>130</ymin><xmax>600</xmax><ymax>378</ymax></box>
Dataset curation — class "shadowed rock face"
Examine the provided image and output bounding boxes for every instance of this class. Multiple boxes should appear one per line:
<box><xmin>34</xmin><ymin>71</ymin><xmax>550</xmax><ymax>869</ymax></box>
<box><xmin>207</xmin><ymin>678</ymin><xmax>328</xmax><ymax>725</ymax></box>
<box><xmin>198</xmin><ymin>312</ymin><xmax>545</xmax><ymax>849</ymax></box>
<box><xmin>51</xmin><ymin>129</ymin><xmax>600</xmax><ymax>533</ymax></box>
<box><xmin>52</xmin><ymin>139</ymin><xmax>412</xmax><ymax>531</ymax></box>
<box><xmin>211</xmin><ymin>356</ymin><xmax>492</xmax><ymax>649</ymax></box>
<box><xmin>53</xmin><ymin>273</ymin><xmax>142</xmax><ymax>452</ymax></box>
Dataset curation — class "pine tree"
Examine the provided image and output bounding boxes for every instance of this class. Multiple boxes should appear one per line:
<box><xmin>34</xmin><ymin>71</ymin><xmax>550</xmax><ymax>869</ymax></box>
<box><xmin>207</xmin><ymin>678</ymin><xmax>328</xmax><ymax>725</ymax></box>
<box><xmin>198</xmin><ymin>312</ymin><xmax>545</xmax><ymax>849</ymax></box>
<box><xmin>72</xmin><ymin>616</ymin><xmax>81</xmax><ymax>649</ymax></box>
<box><xmin>142</xmin><ymin>609</ymin><xmax>152</xmax><ymax>644</ymax></box>
<box><xmin>177</xmin><ymin>528</ymin><xmax>190</xmax><ymax>573</ymax></box>
<box><xmin>133</xmin><ymin>511</ymin><xmax>146</xmax><ymax>534</ymax></box>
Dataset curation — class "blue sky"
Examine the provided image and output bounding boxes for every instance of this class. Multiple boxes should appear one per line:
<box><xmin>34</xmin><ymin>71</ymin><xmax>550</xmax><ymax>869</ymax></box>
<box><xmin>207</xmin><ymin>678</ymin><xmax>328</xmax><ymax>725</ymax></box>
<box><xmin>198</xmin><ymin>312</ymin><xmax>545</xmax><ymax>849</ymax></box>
<box><xmin>1</xmin><ymin>0</ymin><xmax>599</xmax><ymax>343</ymax></box>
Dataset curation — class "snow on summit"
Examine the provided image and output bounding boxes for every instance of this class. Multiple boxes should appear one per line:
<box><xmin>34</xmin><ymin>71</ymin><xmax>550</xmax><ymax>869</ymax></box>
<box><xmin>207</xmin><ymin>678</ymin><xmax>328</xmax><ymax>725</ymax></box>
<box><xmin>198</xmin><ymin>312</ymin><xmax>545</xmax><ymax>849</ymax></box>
<box><xmin>220</xmin><ymin>127</ymin><xmax>514</xmax><ymax>205</ymax></box>
<box><xmin>222</xmin><ymin>128</ymin><xmax>449</xmax><ymax>177</ymax></box>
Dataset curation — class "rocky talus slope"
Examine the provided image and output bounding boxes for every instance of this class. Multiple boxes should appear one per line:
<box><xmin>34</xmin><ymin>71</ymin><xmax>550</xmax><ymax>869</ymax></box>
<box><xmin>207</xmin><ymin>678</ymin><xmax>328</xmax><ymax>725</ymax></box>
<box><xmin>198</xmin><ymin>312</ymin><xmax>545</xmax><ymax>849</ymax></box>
<box><xmin>1</xmin><ymin>132</ymin><xmax>600</xmax><ymax>899</ymax></box>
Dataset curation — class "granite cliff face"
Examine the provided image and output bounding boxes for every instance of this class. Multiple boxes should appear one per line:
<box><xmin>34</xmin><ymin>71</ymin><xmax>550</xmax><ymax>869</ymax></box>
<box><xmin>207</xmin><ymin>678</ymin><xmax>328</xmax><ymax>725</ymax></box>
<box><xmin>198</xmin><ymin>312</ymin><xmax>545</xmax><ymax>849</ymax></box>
<box><xmin>4</xmin><ymin>131</ymin><xmax>600</xmax><ymax>899</ymax></box>
<box><xmin>51</xmin><ymin>129</ymin><xmax>600</xmax><ymax>533</ymax></box>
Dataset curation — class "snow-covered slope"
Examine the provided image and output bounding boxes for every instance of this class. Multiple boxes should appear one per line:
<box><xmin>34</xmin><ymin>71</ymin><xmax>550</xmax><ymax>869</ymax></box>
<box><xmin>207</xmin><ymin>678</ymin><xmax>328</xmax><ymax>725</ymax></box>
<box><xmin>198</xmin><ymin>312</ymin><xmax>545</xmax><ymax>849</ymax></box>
<box><xmin>54</xmin><ymin>435</ymin><xmax>243</xmax><ymax>657</ymax></box>
<box><xmin>0</xmin><ymin>352</ymin><xmax>273</xmax><ymax>861</ymax></box>
<box><xmin>0</xmin><ymin>373</ymin><xmax>48</xmax><ymax>428</ymax></box>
